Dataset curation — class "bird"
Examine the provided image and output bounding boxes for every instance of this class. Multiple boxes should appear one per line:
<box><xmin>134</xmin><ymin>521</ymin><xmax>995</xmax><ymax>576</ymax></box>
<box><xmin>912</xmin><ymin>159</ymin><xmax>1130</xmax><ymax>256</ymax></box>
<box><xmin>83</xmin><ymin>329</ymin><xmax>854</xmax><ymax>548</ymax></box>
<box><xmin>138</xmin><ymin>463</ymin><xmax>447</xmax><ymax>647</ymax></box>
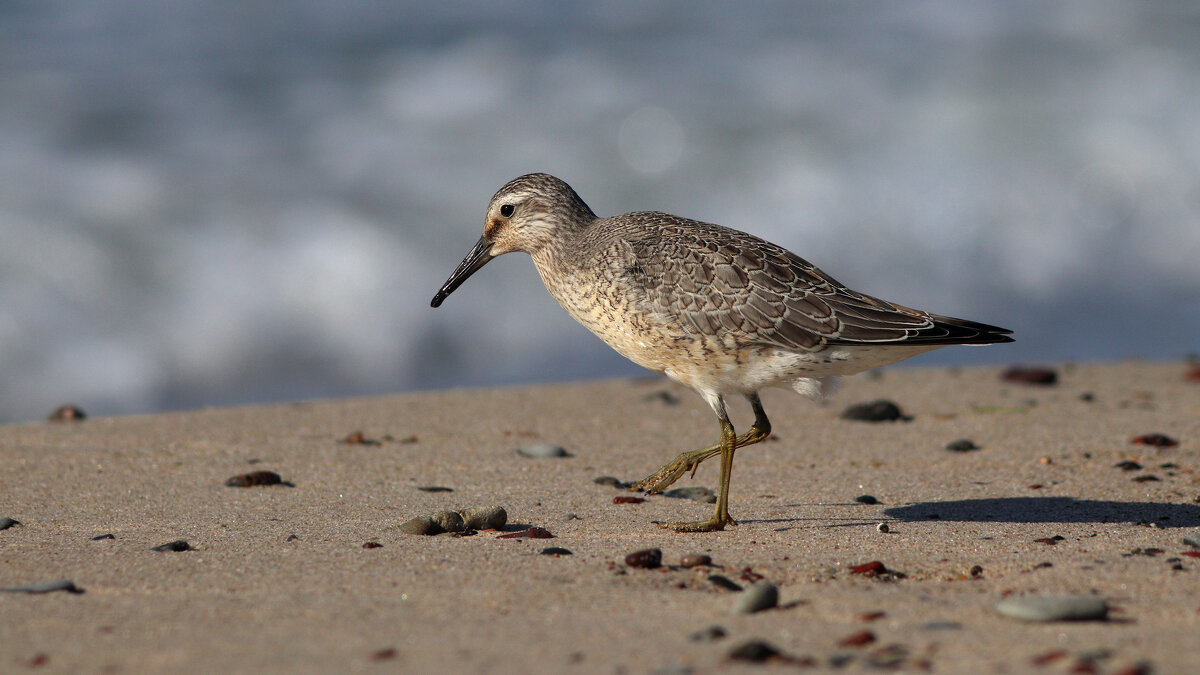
<box><xmin>431</xmin><ymin>173</ymin><xmax>1013</xmax><ymax>532</ymax></box>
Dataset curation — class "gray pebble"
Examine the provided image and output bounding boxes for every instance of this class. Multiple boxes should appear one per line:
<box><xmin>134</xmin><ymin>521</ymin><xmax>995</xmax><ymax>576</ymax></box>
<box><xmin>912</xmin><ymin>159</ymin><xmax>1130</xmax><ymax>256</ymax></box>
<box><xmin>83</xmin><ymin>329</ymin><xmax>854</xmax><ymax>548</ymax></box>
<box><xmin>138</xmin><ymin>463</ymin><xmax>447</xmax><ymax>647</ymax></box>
<box><xmin>457</xmin><ymin>505</ymin><xmax>507</xmax><ymax>531</ymax></box>
<box><xmin>995</xmin><ymin>595</ymin><xmax>1108</xmax><ymax>622</ymax></box>
<box><xmin>0</xmin><ymin>517</ymin><xmax>21</xmax><ymax>530</ymax></box>
<box><xmin>562</xmin><ymin>512</ymin><xmax>581</xmax><ymax>521</ymax></box>
<box><xmin>732</xmin><ymin>581</ymin><xmax>779</xmax><ymax>614</ymax></box>
<box><xmin>592</xmin><ymin>476</ymin><xmax>627</xmax><ymax>488</ymax></box>
<box><xmin>429</xmin><ymin>510</ymin><xmax>465</xmax><ymax>533</ymax></box>
<box><xmin>516</xmin><ymin>443</ymin><xmax>571</xmax><ymax>458</ymax></box>
<box><xmin>1</xmin><ymin>579</ymin><xmax>83</xmax><ymax>594</ymax></box>
<box><xmin>876</xmin><ymin>523</ymin><xmax>890</xmax><ymax>533</ymax></box>
<box><xmin>663</xmin><ymin>487</ymin><xmax>716</xmax><ymax>503</ymax></box>
<box><xmin>398</xmin><ymin>516</ymin><xmax>442</xmax><ymax>536</ymax></box>
<box><xmin>1183</xmin><ymin>532</ymin><xmax>1200</xmax><ymax>549</ymax></box>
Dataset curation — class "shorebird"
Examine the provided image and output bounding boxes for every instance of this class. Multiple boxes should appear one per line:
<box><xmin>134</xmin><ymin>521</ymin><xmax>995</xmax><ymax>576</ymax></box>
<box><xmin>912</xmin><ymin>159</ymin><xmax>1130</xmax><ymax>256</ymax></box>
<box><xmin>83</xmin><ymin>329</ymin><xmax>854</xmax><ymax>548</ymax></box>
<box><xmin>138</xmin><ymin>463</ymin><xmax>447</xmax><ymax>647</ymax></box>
<box><xmin>431</xmin><ymin>173</ymin><xmax>1013</xmax><ymax>532</ymax></box>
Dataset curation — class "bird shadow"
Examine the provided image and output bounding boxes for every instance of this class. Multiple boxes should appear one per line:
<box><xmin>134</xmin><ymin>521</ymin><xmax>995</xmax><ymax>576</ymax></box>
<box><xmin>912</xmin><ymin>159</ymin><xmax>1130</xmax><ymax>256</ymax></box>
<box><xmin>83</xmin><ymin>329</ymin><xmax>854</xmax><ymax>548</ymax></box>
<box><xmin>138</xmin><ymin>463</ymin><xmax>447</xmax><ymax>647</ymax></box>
<box><xmin>756</xmin><ymin>497</ymin><xmax>1200</xmax><ymax>530</ymax></box>
<box><xmin>881</xmin><ymin>497</ymin><xmax>1200</xmax><ymax>528</ymax></box>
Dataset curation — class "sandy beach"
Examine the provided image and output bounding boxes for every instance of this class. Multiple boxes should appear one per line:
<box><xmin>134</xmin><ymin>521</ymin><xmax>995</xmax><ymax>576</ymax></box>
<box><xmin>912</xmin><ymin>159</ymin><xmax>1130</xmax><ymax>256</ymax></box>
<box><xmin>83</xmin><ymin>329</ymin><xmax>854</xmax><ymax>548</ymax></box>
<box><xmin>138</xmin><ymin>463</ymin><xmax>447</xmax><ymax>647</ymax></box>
<box><xmin>2</xmin><ymin>361</ymin><xmax>1198</xmax><ymax>673</ymax></box>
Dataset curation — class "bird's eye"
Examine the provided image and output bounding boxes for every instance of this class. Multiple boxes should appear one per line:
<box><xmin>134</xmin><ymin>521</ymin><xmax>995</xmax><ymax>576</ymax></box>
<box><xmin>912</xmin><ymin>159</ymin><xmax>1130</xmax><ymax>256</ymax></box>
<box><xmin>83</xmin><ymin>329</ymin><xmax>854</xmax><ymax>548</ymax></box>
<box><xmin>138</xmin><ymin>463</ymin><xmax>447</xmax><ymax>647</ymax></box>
<box><xmin>499</xmin><ymin>204</ymin><xmax>515</xmax><ymax>217</ymax></box>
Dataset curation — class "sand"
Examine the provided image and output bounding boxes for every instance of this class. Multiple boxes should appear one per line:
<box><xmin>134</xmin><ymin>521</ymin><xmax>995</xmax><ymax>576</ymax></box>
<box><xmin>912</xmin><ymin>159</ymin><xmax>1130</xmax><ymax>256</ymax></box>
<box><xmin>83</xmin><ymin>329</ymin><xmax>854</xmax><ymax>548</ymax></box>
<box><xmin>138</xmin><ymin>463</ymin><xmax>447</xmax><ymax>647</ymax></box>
<box><xmin>1</xmin><ymin>361</ymin><xmax>1198</xmax><ymax>673</ymax></box>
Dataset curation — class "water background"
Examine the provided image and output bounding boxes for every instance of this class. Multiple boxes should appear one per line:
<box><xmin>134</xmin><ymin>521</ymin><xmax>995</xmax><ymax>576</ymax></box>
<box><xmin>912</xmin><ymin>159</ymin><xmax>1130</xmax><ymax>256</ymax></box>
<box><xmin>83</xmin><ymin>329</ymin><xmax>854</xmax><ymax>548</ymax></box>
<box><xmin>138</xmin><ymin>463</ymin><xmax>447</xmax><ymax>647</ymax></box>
<box><xmin>2</xmin><ymin>2</ymin><xmax>1198</xmax><ymax>423</ymax></box>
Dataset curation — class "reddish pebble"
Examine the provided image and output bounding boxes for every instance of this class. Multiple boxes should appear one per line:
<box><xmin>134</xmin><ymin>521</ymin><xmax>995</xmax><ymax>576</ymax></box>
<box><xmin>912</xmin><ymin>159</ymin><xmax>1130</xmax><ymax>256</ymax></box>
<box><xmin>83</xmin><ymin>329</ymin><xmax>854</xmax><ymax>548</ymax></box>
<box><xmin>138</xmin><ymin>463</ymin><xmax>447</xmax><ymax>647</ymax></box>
<box><xmin>370</xmin><ymin>648</ymin><xmax>397</xmax><ymax>661</ymax></box>
<box><xmin>1131</xmin><ymin>433</ymin><xmax>1178</xmax><ymax>448</ymax></box>
<box><xmin>624</xmin><ymin>548</ymin><xmax>662</xmax><ymax>569</ymax></box>
<box><xmin>1186</xmin><ymin>365</ymin><xmax>1200</xmax><ymax>382</ymax></box>
<box><xmin>837</xmin><ymin>630</ymin><xmax>877</xmax><ymax>647</ymax></box>
<box><xmin>613</xmin><ymin>496</ymin><xmax>645</xmax><ymax>504</ymax></box>
<box><xmin>858</xmin><ymin>611</ymin><xmax>886</xmax><ymax>622</ymax></box>
<box><xmin>1001</xmin><ymin>366</ymin><xmax>1058</xmax><ymax>385</ymax></box>
<box><xmin>680</xmin><ymin>553</ymin><xmax>712</xmax><ymax>568</ymax></box>
<box><xmin>1031</xmin><ymin>650</ymin><xmax>1069</xmax><ymax>666</ymax></box>
<box><xmin>1180</xmin><ymin>551</ymin><xmax>1200</xmax><ymax>558</ymax></box>
<box><xmin>362</xmin><ymin>541</ymin><xmax>382</xmax><ymax>549</ymax></box>
<box><xmin>850</xmin><ymin>561</ymin><xmax>887</xmax><ymax>577</ymax></box>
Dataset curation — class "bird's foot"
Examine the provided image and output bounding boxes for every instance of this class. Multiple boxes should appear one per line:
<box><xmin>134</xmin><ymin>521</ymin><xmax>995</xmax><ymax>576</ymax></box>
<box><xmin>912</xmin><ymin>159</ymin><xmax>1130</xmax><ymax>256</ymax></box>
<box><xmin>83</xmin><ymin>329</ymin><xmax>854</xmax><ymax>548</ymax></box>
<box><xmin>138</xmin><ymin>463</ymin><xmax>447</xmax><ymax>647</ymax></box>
<box><xmin>653</xmin><ymin>514</ymin><xmax>736</xmax><ymax>533</ymax></box>
<box><xmin>628</xmin><ymin>447</ymin><xmax>719</xmax><ymax>494</ymax></box>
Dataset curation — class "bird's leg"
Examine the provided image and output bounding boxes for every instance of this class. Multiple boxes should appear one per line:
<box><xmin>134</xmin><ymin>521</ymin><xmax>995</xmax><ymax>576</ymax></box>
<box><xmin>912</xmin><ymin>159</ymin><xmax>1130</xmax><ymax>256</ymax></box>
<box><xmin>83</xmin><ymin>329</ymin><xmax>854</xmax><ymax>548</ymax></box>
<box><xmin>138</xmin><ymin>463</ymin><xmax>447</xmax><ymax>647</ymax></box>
<box><xmin>630</xmin><ymin>394</ymin><xmax>771</xmax><ymax>495</ymax></box>
<box><xmin>652</xmin><ymin>394</ymin><xmax>772</xmax><ymax>533</ymax></box>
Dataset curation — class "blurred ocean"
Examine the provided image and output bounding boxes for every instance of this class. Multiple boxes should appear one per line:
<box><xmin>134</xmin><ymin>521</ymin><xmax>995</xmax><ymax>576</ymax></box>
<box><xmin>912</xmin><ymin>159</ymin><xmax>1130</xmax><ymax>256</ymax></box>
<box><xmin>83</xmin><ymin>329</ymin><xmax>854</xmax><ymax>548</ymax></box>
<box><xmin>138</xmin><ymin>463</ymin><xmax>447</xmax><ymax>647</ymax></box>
<box><xmin>2</xmin><ymin>1</ymin><xmax>1198</xmax><ymax>423</ymax></box>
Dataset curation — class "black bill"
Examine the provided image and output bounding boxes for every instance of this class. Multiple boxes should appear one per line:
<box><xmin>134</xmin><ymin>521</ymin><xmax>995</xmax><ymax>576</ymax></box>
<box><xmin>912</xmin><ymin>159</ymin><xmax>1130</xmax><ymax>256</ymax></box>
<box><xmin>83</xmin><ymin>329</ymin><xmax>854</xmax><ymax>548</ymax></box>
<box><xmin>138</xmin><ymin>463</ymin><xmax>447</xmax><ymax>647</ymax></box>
<box><xmin>430</xmin><ymin>236</ymin><xmax>495</xmax><ymax>307</ymax></box>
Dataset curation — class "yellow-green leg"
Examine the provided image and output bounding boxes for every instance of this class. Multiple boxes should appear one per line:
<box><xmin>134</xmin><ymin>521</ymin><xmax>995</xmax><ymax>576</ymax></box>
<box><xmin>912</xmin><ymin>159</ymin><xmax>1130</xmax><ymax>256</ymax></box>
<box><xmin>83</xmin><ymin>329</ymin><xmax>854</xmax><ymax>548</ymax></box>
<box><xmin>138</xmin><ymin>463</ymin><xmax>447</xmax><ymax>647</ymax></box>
<box><xmin>644</xmin><ymin>394</ymin><xmax>772</xmax><ymax>533</ymax></box>
<box><xmin>630</xmin><ymin>394</ymin><xmax>771</xmax><ymax>495</ymax></box>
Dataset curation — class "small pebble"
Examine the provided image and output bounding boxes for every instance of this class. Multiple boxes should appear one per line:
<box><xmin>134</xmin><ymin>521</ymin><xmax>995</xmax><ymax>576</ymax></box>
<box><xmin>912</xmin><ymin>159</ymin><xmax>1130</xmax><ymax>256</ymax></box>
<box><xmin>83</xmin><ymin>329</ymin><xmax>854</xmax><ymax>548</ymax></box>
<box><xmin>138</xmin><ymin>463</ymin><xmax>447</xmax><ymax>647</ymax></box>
<box><xmin>562</xmin><ymin>512</ymin><xmax>581</xmax><ymax>521</ymax></box>
<box><xmin>497</xmin><ymin>526</ymin><xmax>554</xmax><ymax>539</ymax></box>
<box><xmin>707</xmin><ymin>574</ymin><xmax>742</xmax><ymax>591</ymax></box>
<box><xmin>688</xmin><ymin>625</ymin><xmax>727</xmax><ymax>642</ymax></box>
<box><xmin>995</xmin><ymin>595</ymin><xmax>1108</xmax><ymax>622</ymax></box>
<box><xmin>732</xmin><ymin>581</ymin><xmax>778</xmax><ymax>614</ymax></box>
<box><xmin>837</xmin><ymin>630</ymin><xmax>876</xmax><ymax>647</ymax></box>
<box><xmin>1131</xmin><ymin>433</ymin><xmax>1178</xmax><ymax>448</ymax></box>
<box><xmin>876</xmin><ymin>523</ymin><xmax>889</xmax><ymax>533</ymax></box>
<box><xmin>151</xmin><ymin>539</ymin><xmax>192</xmax><ymax>552</ymax></box>
<box><xmin>854</xmin><ymin>494</ymin><xmax>878</xmax><ymax>504</ymax></box>
<box><xmin>1182</xmin><ymin>533</ymin><xmax>1200</xmax><ymax>549</ymax></box>
<box><xmin>840</xmin><ymin>399</ymin><xmax>908</xmax><ymax>422</ymax></box>
<box><xmin>224</xmin><ymin>470</ymin><xmax>286</xmax><ymax>487</ymax></box>
<box><xmin>516</xmin><ymin>443</ymin><xmax>571</xmax><ymax>458</ymax></box>
<box><xmin>340</xmin><ymin>431</ymin><xmax>380</xmax><ymax>445</ymax></box>
<box><xmin>540</xmin><ymin>547</ymin><xmax>573</xmax><ymax>556</ymax></box>
<box><xmin>945</xmin><ymin>439</ymin><xmax>980</xmax><ymax>452</ymax></box>
<box><xmin>592</xmin><ymin>476</ymin><xmax>628</xmax><ymax>488</ymax></box>
<box><xmin>613</xmin><ymin>496</ymin><xmax>645</xmax><ymax>504</ymax></box>
<box><xmin>662</xmin><ymin>486</ymin><xmax>717</xmax><ymax>503</ymax></box>
<box><xmin>398</xmin><ymin>516</ymin><xmax>441</xmax><ymax>535</ymax></box>
<box><xmin>1131</xmin><ymin>475</ymin><xmax>1161</xmax><ymax>482</ymax></box>
<box><xmin>458</xmin><ymin>505</ymin><xmax>507</xmax><ymax>531</ymax></box>
<box><xmin>362</xmin><ymin>541</ymin><xmax>382</xmax><ymax>549</ymax></box>
<box><xmin>1113</xmin><ymin>460</ymin><xmax>1142</xmax><ymax>471</ymax></box>
<box><xmin>625</xmin><ymin>548</ymin><xmax>662</xmax><ymax>569</ymax></box>
<box><xmin>47</xmin><ymin>405</ymin><xmax>86</xmax><ymax>421</ymax></box>
<box><xmin>91</xmin><ymin>533</ymin><xmax>116</xmax><ymax>540</ymax></box>
<box><xmin>680</xmin><ymin>553</ymin><xmax>712</xmax><ymax>568</ymax></box>
<box><xmin>922</xmin><ymin>620</ymin><xmax>961</xmax><ymax>630</ymax></box>
<box><xmin>0</xmin><ymin>517</ymin><xmax>21</xmax><ymax>530</ymax></box>
<box><xmin>416</xmin><ymin>486</ymin><xmax>454</xmax><ymax>493</ymax></box>
<box><xmin>1001</xmin><ymin>366</ymin><xmax>1058</xmax><ymax>386</ymax></box>
<box><xmin>429</xmin><ymin>510</ymin><xmax>466</xmax><ymax>533</ymax></box>
<box><xmin>727</xmin><ymin>640</ymin><xmax>782</xmax><ymax>663</ymax></box>
<box><xmin>1</xmin><ymin>579</ymin><xmax>83</xmax><ymax>594</ymax></box>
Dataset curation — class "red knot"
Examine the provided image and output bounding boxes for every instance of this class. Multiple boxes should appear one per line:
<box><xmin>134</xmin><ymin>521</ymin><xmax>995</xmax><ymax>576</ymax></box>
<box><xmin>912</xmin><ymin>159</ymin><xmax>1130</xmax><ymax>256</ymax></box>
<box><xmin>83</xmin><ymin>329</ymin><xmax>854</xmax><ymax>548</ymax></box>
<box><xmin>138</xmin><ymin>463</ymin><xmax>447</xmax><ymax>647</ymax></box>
<box><xmin>432</xmin><ymin>173</ymin><xmax>1013</xmax><ymax>532</ymax></box>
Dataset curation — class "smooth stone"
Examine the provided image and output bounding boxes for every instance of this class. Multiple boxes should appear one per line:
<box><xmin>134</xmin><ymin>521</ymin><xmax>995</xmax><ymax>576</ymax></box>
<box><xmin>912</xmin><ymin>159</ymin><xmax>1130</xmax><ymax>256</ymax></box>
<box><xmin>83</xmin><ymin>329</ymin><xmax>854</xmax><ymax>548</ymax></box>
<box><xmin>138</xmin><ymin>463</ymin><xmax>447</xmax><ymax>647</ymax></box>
<box><xmin>592</xmin><ymin>476</ymin><xmax>627</xmax><ymax>488</ymax></box>
<box><xmin>458</xmin><ymin>505</ymin><xmax>507</xmax><ymax>531</ymax></box>
<box><xmin>516</xmin><ymin>443</ymin><xmax>570</xmax><ymax>458</ymax></box>
<box><xmin>1183</xmin><ymin>532</ymin><xmax>1200</xmax><ymax>549</ymax></box>
<box><xmin>854</xmin><ymin>495</ymin><xmax>879</xmax><ymax>504</ymax></box>
<box><xmin>662</xmin><ymin>487</ymin><xmax>716</xmax><ymax>503</ymax></box>
<box><xmin>398</xmin><ymin>516</ymin><xmax>442</xmax><ymax>536</ymax></box>
<box><xmin>995</xmin><ymin>595</ymin><xmax>1108</xmax><ymax>622</ymax></box>
<box><xmin>0</xmin><ymin>517</ymin><xmax>21</xmax><ymax>530</ymax></box>
<box><xmin>679</xmin><ymin>553</ymin><xmax>712</xmax><ymax>568</ymax></box>
<box><xmin>732</xmin><ymin>581</ymin><xmax>778</xmax><ymax>614</ymax></box>
<box><xmin>429</xmin><ymin>510</ymin><xmax>465</xmax><ymax>533</ymax></box>
<box><xmin>1</xmin><ymin>579</ymin><xmax>83</xmax><ymax>594</ymax></box>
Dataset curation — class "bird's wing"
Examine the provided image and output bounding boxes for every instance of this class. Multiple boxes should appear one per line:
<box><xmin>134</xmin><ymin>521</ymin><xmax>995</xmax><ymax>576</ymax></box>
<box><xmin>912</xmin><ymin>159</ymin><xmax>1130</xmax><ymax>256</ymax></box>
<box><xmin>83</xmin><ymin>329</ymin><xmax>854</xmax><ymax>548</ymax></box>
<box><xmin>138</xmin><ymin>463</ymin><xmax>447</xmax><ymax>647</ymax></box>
<box><xmin>614</xmin><ymin>214</ymin><xmax>1010</xmax><ymax>351</ymax></box>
